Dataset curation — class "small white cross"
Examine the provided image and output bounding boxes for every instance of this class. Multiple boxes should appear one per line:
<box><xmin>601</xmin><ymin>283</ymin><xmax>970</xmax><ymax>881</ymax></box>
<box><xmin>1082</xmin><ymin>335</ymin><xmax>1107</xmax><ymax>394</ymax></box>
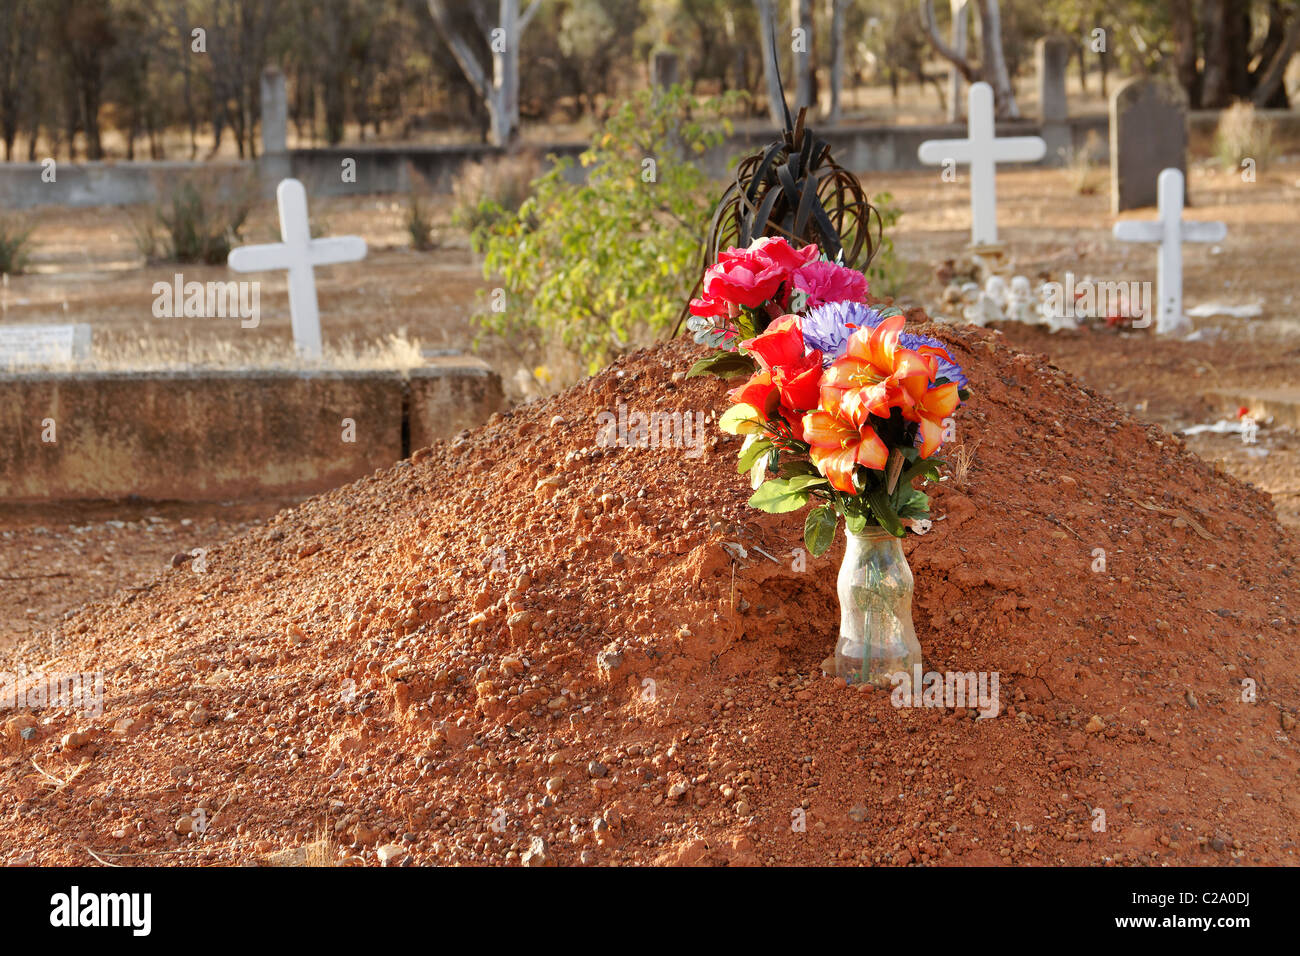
<box><xmin>1112</xmin><ymin>168</ymin><xmax>1226</xmax><ymax>336</ymax></box>
<box><xmin>227</xmin><ymin>178</ymin><xmax>367</xmax><ymax>359</ymax></box>
<box><xmin>917</xmin><ymin>82</ymin><xmax>1046</xmax><ymax>246</ymax></box>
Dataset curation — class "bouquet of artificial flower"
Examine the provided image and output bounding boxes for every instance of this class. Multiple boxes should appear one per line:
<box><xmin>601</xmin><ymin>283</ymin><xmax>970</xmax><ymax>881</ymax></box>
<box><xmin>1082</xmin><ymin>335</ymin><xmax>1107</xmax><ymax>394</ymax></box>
<box><xmin>686</xmin><ymin>237</ymin><xmax>970</xmax><ymax>555</ymax></box>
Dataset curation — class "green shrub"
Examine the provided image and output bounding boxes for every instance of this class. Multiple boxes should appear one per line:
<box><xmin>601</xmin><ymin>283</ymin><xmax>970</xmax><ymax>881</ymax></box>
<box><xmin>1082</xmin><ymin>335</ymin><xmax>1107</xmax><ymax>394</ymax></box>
<box><xmin>452</xmin><ymin>152</ymin><xmax>541</xmax><ymax>251</ymax></box>
<box><xmin>0</xmin><ymin>217</ymin><xmax>33</xmax><ymax>274</ymax></box>
<box><xmin>138</xmin><ymin>173</ymin><xmax>256</xmax><ymax>265</ymax></box>
<box><xmin>405</xmin><ymin>166</ymin><xmax>438</xmax><ymax>251</ymax></box>
<box><xmin>474</xmin><ymin>86</ymin><xmax>740</xmax><ymax>384</ymax></box>
<box><xmin>865</xmin><ymin>191</ymin><xmax>906</xmax><ymax>299</ymax></box>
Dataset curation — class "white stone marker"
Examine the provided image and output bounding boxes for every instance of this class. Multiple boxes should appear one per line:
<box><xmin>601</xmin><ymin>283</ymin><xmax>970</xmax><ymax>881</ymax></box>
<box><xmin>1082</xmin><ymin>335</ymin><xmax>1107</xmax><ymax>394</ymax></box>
<box><xmin>0</xmin><ymin>323</ymin><xmax>92</xmax><ymax>368</ymax></box>
<box><xmin>227</xmin><ymin>178</ymin><xmax>366</xmax><ymax>359</ymax></box>
<box><xmin>1112</xmin><ymin>168</ymin><xmax>1226</xmax><ymax>336</ymax></box>
<box><xmin>918</xmin><ymin>82</ymin><xmax>1046</xmax><ymax>245</ymax></box>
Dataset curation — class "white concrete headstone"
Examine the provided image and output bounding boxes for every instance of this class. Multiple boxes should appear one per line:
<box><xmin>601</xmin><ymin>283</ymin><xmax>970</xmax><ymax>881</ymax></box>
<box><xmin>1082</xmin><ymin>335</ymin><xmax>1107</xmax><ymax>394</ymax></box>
<box><xmin>0</xmin><ymin>323</ymin><xmax>92</xmax><ymax>368</ymax></box>
<box><xmin>227</xmin><ymin>178</ymin><xmax>367</xmax><ymax>359</ymax></box>
<box><xmin>918</xmin><ymin>82</ymin><xmax>1047</xmax><ymax>245</ymax></box>
<box><xmin>1006</xmin><ymin>275</ymin><xmax>1036</xmax><ymax>324</ymax></box>
<box><xmin>1112</xmin><ymin>168</ymin><xmax>1226</xmax><ymax>336</ymax></box>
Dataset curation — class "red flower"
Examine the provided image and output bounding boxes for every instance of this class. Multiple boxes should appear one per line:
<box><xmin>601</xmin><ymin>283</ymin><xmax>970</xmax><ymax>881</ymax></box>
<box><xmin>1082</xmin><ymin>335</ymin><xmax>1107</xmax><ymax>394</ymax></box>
<box><xmin>749</xmin><ymin>236</ymin><xmax>819</xmax><ymax>274</ymax></box>
<box><xmin>730</xmin><ymin>315</ymin><xmax>824</xmax><ymax>438</ymax></box>
<box><xmin>690</xmin><ymin>237</ymin><xmax>819</xmax><ymax>316</ymax></box>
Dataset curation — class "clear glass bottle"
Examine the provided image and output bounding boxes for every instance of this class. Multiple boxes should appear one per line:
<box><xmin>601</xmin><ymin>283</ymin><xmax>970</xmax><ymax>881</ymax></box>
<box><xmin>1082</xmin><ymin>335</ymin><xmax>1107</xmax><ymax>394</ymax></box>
<box><xmin>835</xmin><ymin>526</ymin><xmax>921</xmax><ymax>687</ymax></box>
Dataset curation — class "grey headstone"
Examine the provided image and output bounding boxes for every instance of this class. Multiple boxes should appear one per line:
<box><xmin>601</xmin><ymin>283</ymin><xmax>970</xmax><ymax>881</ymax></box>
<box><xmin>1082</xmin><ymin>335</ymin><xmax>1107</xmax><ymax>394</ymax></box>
<box><xmin>260</xmin><ymin>67</ymin><xmax>291</xmax><ymax>189</ymax></box>
<box><xmin>1110</xmin><ymin>77</ymin><xmax>1187</xmax><ymax>212</ymax></box>
<box><xmin>650</xmin><ymin>49</ymin><xmax>679</xmax><ymax>90</ymax></box>
<box><xmin>260</xmin><ymin>67</ymin><xmax>288</xmax><ymax>154</ymax></box>
<box><xmin>1036</xmin><ymin>36</ymin><xmax>1073</xmax><ymax>162</ymax></box>
<box><xmin>0</xmin><ymin>323</ymin><xmax>92</xmax><ymax>367</ymax></box>
<box><xmin>1036</xmin><ymin>36</ymin><xmax>1071</xmax><ymax>123</ymax></box>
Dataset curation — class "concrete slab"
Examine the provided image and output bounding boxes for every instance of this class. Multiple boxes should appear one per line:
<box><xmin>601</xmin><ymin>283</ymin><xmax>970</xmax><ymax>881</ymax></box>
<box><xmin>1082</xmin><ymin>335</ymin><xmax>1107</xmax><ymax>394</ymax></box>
<box><xmin>0</xmin><ymin>359</ymin><xmax>503</xmax><ymax>502</ymax></box>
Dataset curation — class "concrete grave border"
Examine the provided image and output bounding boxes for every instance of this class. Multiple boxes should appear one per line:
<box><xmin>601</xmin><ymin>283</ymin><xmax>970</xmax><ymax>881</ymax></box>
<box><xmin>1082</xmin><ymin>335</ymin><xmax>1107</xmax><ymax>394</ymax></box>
<box><xmin>0</xmin><ymin>360</ymin><xmax>502</xmax><ymax>502</ymax></box>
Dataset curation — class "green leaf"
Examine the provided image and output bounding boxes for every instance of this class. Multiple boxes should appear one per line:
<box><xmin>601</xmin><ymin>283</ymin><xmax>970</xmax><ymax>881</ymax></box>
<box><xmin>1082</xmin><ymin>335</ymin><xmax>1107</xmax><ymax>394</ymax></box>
<box><xmin>784</xmin><ymin>473</ymin><xmax>830</xmax><ymax>492</ymax></box>
<box><xmin>687</xmin><ymin>350</ymin><xmax>756</xmax><ymax>380</ymax></box>
<box><xmin>777</xmin><ymin>458</ymin><xmax>818</xmax><ymax>479</ymax></box>
<box><xmin>899</xmin><ymin>456</ymin><xmax>943</xmax><ymax>489</ymax></box>
<box><xmin>896</xmin><ymin>487</ymin><xmax>931</xmax><ymax>520</ymax></box>
<box><xmin>866</xmin><ymin>486</ymin><xmax>905</xmax><ymax>537</ymax></box>
<box><xmin>718</xmin><ymin>403</ymin><xmax>764</xmax><ymax>435</ymax></box>
<box><xmin>748</xmin><ymin>474</ymin><xmax>826</xmax><ymax>514</ymax></box>
<box><xmin>736</xmin><ymin>436</ymin><xmax>773</xmax><ymax>475</ymax></box>
<box><xmin>804</xmin><ymin>505</ymin><xmax>837</xmax><ymax>557</ymax></box>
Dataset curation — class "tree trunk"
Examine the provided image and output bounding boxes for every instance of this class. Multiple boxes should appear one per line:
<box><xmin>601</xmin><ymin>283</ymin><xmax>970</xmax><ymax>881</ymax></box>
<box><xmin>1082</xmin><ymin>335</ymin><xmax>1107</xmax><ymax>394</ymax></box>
<box><xmin>1252</xmin><ymin>10</ymin><xmax>1300</xmax><ymax>107</ymax></box>
<box><xmin>790</xmin><ymin>0</ymin><xmax>813</xmax><ymax>112</ymax></box>
<box><xmin>919</xmin><ymin>0</ymin><xmax>978</xmax><ymax>85</ymax></box>
<box><xmin>1169</xmin><ymin>0</ymin><xmax>1200</xmax><ymax>107</ymax></box>
<box><xmin>975</xmin><ymin>0</ymin><xmax>1018</xmax><ymax>117</ymax></box>
<box><xmin>1201</xmin><ymin>0</ymin><xmax>1250</xmax><ymax>107</ymax></box>
<box><xmin>825</xmin><ymin>0</ymin><xmax>845</xmax><ymax>123</ymax></box>
<box><xmin>756</xmin><ymin>0</ymin><xmax>786</xmax><ymax>126</ymax></box>
<box><xmin>1076</xmin><ymin>32</ymin><xmax>1087</xmax><ymax>93</ymax></box>
<box><xmin>948</xmin><ymin>0</ymin><xmax>969</xmax><ymax>121</ymax></box>
<box><xmin>491</xmin><ymin>0</ymin><xmax>520</xmax><ymax>146</ymax></box>
<box><xmin>428</xmin><ymin>0</ymin><xmax>537</xmax><ymax>147</ymax></box>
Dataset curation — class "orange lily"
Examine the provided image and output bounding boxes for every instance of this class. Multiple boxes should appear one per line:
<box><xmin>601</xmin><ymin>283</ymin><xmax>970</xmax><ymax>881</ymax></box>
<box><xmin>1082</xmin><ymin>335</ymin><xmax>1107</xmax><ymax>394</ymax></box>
<box><xmin>822</xmin><ymin>315</ymin><xmax>932</xmax><ymax>420</ymax></box>
<box><xmin>910</xmin><ymin>382</ymin><xmax>961</xmax><ymax>457</ymax></box>
<box><xmin>802</xmin><ymin>386</ymin><xmax>889</xmax><ymax>493</ymax></box>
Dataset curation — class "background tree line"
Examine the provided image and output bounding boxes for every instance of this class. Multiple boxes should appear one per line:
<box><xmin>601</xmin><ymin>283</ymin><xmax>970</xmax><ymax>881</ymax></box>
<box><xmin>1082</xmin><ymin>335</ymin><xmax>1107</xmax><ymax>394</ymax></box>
<box><xmin>0</xmin><ymin>0</ymin><xmax>1293</xmax><ymax>161</ymax></box>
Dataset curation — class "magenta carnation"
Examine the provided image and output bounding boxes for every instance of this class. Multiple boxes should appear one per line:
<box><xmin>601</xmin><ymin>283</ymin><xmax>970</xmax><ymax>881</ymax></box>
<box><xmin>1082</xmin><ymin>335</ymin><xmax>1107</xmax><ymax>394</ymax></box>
<box><xmin>792</xmin><ymin>261</ymin><xmax>869</xmax><ymax>309</ymax></box>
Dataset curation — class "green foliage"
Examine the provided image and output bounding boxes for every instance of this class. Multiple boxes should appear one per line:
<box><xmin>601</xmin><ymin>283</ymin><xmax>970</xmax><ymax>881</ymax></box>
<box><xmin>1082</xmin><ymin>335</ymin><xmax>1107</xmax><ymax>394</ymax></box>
<box><xmin>452</xmin><ymin>153</ymin><xmax>540</xmax><ymax>251</ymax></box>
<box><xmin>747</xmin><ymin>473</ymin><xmax>829</xmax><ymax>514</ymax></box>
<box><xmin>405</xmin><ymin>191</ymin><xmax>437</xmax><ymax>251</ymax></box>
<box><xmin>804</xmin><ymin>504</ymin><xmax>837</xmax><ymax>556</ymax></box>
<box><xmin>474</xmin><ymin>86</ymin><xmax>741</xmax><ymax>380</ymax></box>
<box><xmin>139</xmin><ymin>175</ymin><xmax>255</xmax><ymax>265</ymax></box>
<box><xmin>865</xmin><ymin>191</ymin><xmax>905</xmax><ymax>298</ymax></box>
<box><xmin>688</xmin><ymin>350</ymin><xmax>756</xmax><ymax>380</ymax></box>
<box><xmin>0</xmin><ymin>217</ymin><xmax>33</xmax><ymax>274</ymax></box>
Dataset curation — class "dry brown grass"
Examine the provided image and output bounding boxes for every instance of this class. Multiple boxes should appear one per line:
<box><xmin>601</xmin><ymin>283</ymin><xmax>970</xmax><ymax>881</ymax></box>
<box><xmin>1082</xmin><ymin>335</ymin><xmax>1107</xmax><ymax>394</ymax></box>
<box><xmin>3</xmin><ymin>331</ymin><xmax>427</xmax><ymax>374</ymax></box>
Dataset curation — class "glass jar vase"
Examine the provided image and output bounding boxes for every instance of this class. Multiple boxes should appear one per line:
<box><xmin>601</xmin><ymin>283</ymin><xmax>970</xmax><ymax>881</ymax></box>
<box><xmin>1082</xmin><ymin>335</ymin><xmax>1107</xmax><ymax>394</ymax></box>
<box><xmin>834</xmin><ymin>526</ymin><xmax>921</xmax><ymax>687</ymax></box>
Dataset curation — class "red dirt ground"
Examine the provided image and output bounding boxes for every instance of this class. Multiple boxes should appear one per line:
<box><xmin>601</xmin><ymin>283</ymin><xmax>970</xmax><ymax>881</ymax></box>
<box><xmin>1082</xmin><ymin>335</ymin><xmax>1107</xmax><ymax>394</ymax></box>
<box><xmin>1</xmin><ymin>322</ymin><xmax>1296</xmax><ymax>867</ymax></box>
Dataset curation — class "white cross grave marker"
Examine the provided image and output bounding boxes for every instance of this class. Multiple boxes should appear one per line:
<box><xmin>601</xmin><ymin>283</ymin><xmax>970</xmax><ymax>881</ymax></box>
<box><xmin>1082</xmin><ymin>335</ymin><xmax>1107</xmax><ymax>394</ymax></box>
<box><xmin>1112</xmin><ymin>168</ymin><xmax>1226</xmax><ymax>336</ymax></box>
<box><xmin>917</xmin><ymin>82</ymin><xmax>1046</xmax><ymax>246</ymax></box>
<box><xmin>227</xmin><ymin>178</ymin><xmax>366</xmax><ymax>359</ymax></box>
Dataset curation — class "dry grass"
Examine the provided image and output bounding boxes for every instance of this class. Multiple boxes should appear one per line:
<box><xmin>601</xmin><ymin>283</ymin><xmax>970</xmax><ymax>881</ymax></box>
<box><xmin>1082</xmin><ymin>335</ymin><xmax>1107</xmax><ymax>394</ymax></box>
<box><xmin>951</xmin><ymin>438</ymin><xmax>981</xmax><ymax>488</ymax></box>
<box><xmin>1059</xmin><ymin>129</ymin><xmax>1103</xmax><ymax>196</ymax></box>
<box><xmin>2</xmin><ymin>331</ymin><xmax>428</xmax><ymax>374</ymax></box>
<box><xmin>1215</xmin><ymin>101</ymin><xmax>1277</xmax><ymax>170</ymax></box>
<box><xmin>451</xmin><ymin>151</ymin><xmax>541</xmax><ymax>246</ymax></box>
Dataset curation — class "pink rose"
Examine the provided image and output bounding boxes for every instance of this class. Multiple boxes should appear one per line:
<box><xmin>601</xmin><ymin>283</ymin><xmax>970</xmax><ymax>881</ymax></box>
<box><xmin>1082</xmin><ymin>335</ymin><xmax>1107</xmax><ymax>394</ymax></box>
<box><xmin>747</xmin><ymin>236</ymin><xmax>819</xmax><ymax>275</ymax></box>
<box><xmin>691</xmin><ymin>237</ymin><xmax>820</xmax><ymax>315</ymax></box>
<box><xmin>792</xmin><ymin>260</ymin><xmax>869</xmax><ymax>309</ymax></box>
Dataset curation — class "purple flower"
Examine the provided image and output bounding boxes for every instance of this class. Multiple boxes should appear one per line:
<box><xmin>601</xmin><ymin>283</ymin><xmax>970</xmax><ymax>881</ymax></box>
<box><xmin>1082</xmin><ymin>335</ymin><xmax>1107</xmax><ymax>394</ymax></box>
<box><xmin>898</xmin><ymin>332</ymin><xmax>969</xmax><ymax>390</ymax></box>
<box><xmin>800</xmin><ymin>301</ymin><xmax>886</xmax><ymax>364</ymax></box>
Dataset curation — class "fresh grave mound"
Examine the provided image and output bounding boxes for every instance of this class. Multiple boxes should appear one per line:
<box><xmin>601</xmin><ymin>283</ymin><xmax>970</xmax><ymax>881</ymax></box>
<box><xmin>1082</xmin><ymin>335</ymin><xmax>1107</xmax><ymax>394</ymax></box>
<box><xmin>1</xmin><ymin>324</ymin><xmax>1297</xmax><ymax>867</ymax></box>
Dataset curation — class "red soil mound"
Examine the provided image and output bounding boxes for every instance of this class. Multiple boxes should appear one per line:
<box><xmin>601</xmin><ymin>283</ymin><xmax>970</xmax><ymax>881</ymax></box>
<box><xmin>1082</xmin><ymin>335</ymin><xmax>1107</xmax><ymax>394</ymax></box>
<box><xmin>2</xmin><ymin>325</ymin><xmax>1297</xmax><ymax>866</ymax></box>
